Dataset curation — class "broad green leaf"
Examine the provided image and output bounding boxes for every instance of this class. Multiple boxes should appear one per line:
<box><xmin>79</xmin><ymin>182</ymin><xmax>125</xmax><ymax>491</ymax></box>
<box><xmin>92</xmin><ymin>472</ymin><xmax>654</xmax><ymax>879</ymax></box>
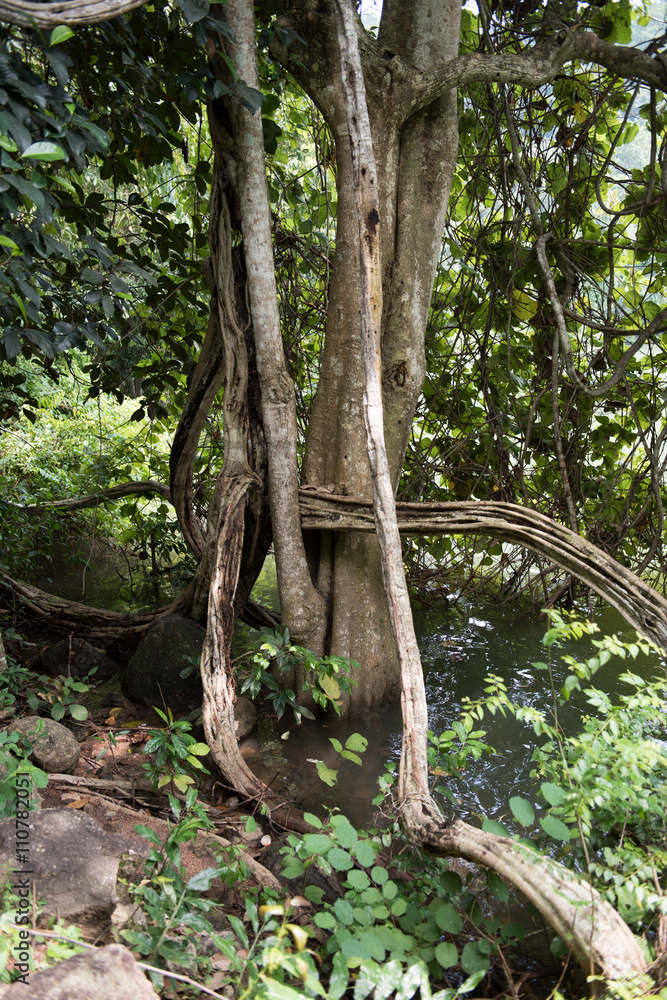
<box><xmin>434</xmin><ymin>903</ymin><xmax>463</xmax><ymax>934</ymax></box>
<box><xmin>50</xmin><ymin>25</ymin><xmax>75</xmax><ymax>46</ymax></box>
<box><xmin>540</xmin><ymin>815</ymin><xmax>572</xmax><ymax>841</ymax></box>
<box><xmin>319</xmin><ymin>673</ymin><xmax>340</xmax><ymax>699</ymax></box>
<box><xmin>22</xmin><ymin>142</ymin><xmax>67</xmax><ymax>162</ymax></box>
<box><xmin>371</xmin><ymin>865</ymin><xmax>388</xmax><ymax>885</ymax></box>
<box><xmin>461</xmin><ymin>940</ymin><xmax>490</xmax><ymax>975</ymax></box>
<box><xmin>327</xmin><ymin>951</ymin><xmax>349</xmax><ymax>999</ymax></box>
<box><xmin>482</xmin><ymin>819</ymin><xmax>510</xmax><ymax>837</ymax></box>
<box><xmin>302</xmin><ymin>833</ymin><xmax>332</xmax><ymax>855</ymax></box>
<box><xmin>345</xmin><ymin>733</ymin><xmax>368</xmax><ymax>753</ymax></box>
<box><xmin>328</xmin><ymin>847</ymin><xmax>353</xmax><ymax>871</ymax></box>
<box><xmin>346</xmin><ymin>869</ymin><xmax>370</xmax><ymax>891</ymax></box>
<box><xmin>69</xmin><ymin>704</ymin><xmax>88</xmax><ymax>721</ymax></box>
<box><xmin>187</xmin><ymin>867</ymin><xmax>220</xmax><ymax>891</ymax></box>
<box><xmin>352</xmin><ymin>840</ymin><xmax>376</xmax><ymax>867</ymax></box>
<box><xmin>509</xmin><ymin>796</ymin><xmax>535</xmax><ymax>827</ymax></box>
<box><xmin>540</xmin><ymin>781</ymin><xmax>566</xmax><ymax>806</ymax></box>
<box><xmin>486</xmin><ymin>870</ymin><xmax>509</xmax><ymax>902</ymax></box>
<box><xmin>334</xmin><ymin>820</ymin><xmax>358</xmax><ymax>849</ymax></box>
<box><xmin>435</xmin><ymin>942</ymin><xmax>458</xmax><ymax>968</ymax></box>
<box><xmin>303</xmin><ymin>812</ymin><xmax>322</xmax><ymax>828</ymax></box>
<box><xmin>0</xmin><ymin>235</ymin><xmax>20</xmax><ymax>254</ymax></box>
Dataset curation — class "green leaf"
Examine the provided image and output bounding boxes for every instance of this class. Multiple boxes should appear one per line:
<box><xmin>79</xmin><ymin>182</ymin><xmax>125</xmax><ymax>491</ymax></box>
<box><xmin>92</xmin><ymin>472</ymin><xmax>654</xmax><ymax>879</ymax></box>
<box><xmin>315</xmin><ymin>761</ymin><xmax>338</xmax><ymax>787</ymax></box>
<box><xmin>2</xmin><ymin>329</ymin><xmax>21</xmax><ymax>361</ymax></box>
<box><xmin>371</xmin><ymin>865</ymin><xmax>388</xmax><ymax>885</ymax></box>
<box><xmin>22</xmin><ymin>142</ymin><xmax>67</xmax><ymax>162</ymax></box>
<box><xmin>328</xmin><ymin>847</ymin><xmax>353</xmax><ymax>872</ymax></box>
<box><xmin>0</xmin><ymin>235</ymin><xmax>20</xmax><ymax>254</ymax></box>
<box><xmin>461</xmin><ymin>940</ymin><xmax>490</xmax><ymax>976</ymax></box>
<box><xmin>345</xmin><ymin>733</ymin><xmax>368</xmax><ymax>753</ymax></box>
<box><xmin>435</xmin><ymin>942</ymin><xmax>458</xmax><ymax>968</ymax></box>
<box><xmin>188</xmin><ymin>742</ymin><xmax>209</xmax><ymax>756</ymax></box>
<box><xmin>334</xmin><ymin>820</ymin><xmax>358</xmax><ymax>849</ymax></box>
<box><xmin>346</xmin><ymin>869</ymin><xmax>370</xmax><ymax>891</ymax></box>
<box><xmin>327</xmin><ymin>951</ymin><xmax>350</xmax><ymax>1000</ymax></box>
<box><xmin>69</xmin><ymin>704</ymin><xmax>88</xmax><ymax>721</ymax></box>
<box><xmin>482</xmin><ymin>819</ymin><xmax>510</xmax><ymax>837</ymax></box>
<box><xmin>134</xmin><ymin>824</ymin><xmax>162</xmax><ymax>846</ymax></box>
<box><xmin>486</xmin><ymin>870</ymin><xmax>509</xmax><ymax>902</ymax></box>
<box><xmin>509</xmin><ymin>796</ymin><xmax>535</xmax><ymax>827</ymax></box>
<box><xmin>434</xmin><ymin>903</ymin><xmax>463</xmax><ymax>934</ymax></box>
<box><xmin>333</xmin><ymin>898</ymin><xmax>355</xmax><ymax>925</ymax></box>
<box><xmin>314</xmin><ymin>911</ymin><xmax>336</xmax><ymax>930</ymax></box>
<box><xmin>302</xmin><ymin>833</ymin><xmax>332</xmax><ymax>855</ymax></box>
<box><xmin>303</xmin><ymin>812</ymin><xmax>322</xmax><ymax>828</ymax></box>
<box><xmin>540</xmin><ymin>815</ymin><xmax>572</xmax><ymax>841</ymax></box>
<box><xmin>187</xmin><ymin>867</ymin><xmax>220</xmax><ymax>891</ymax></box>
<box><xmin>352</xmin><ymin>841</ymin><xmax>376</xmax><ymax>867</ymax></box>
<box><xmin>262</xmin><ymin>978</ymin><xmax>308</xmax><ymax>1000</ymax></box>
<box><xmin>235</xmin><ymin>81</ymin><xmax>264</xmax><ymax>115</ymax></box>
<box><xmin>50</xmin><ymin>25</ymin><xmax>75</xmax><ymax>46</ymax></box>
<box><xmin>540</xmin><ymin>781</ymin><xmax>566</xmax><ymax>806</ymax></box>
<box><xmin>319</xmin><ymin>673</ymin><xmax>340</xmax><ymax>699</ymax></box>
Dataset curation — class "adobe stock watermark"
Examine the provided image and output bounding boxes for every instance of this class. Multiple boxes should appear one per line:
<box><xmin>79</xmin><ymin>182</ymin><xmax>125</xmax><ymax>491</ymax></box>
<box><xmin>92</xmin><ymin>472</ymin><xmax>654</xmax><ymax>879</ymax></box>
<box><xmin>10</xmin><ymin>774</ymin><xmax>33</xmax><ymax>985</ymax></box>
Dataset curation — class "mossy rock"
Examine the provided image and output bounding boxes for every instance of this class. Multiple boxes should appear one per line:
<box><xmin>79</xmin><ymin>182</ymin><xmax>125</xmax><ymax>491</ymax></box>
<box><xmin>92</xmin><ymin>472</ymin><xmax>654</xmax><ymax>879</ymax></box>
<box><xmin>121</xmin><ymin>615</ymin><xmax>204</xmax><ymax>710</ymax></box>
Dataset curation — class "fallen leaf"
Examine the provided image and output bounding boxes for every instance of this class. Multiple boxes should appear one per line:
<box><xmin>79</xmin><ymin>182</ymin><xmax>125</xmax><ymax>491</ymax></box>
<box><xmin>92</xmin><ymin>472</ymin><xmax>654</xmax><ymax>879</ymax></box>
<box><xmin>66</xmin><ymin>797</ymin><xmax>90</xmax><ymax>809</ymax></box>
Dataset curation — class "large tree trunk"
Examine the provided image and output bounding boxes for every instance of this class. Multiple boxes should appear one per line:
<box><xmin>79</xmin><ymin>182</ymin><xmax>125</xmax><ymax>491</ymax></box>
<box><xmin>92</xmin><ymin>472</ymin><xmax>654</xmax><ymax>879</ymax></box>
<box><xmin>278</xmin><ymin>0</ymin><xmax>462</xmax><ymax>711</ymax></box>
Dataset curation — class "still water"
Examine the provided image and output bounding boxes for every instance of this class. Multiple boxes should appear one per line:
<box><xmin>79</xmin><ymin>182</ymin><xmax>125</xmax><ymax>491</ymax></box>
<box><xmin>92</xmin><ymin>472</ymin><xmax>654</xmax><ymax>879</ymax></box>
<box><xmin>239</xmin><ymin>561</ymin><xmax>666</xmax><ymax>828</ymax></box>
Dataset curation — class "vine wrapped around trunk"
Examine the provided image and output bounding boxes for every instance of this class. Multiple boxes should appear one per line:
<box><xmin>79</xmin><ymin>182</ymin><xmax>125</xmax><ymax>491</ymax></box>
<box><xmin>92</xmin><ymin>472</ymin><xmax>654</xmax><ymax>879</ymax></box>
<box><xmin>333</xmin><ymin>0</ymin><xmax>648</xmax><ymax>981</ymax></box>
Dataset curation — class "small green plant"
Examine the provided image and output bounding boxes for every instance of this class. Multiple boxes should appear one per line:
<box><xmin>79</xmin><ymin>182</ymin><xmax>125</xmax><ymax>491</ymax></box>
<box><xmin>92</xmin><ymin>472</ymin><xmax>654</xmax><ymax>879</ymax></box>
<box><xmin>0</xmin><ymin>729</ymin><xmax>47</xmax><ymax>819</ymax></box>
<box><xmin>0</xmin><ymin>901</ymin><xmax>88</xmax><ymax>984</ymax></box>
<box><xmin>427</xmin><ymin>719</ymin><xmax>492</xmax><ymax>807</ymax></box>
<box><xmin>26</xmin><ymin>671</ymin><xmax>94</xmax><ymax>722</ymax></box>
<box><xmin>312</xmin><ymin>732</ymin><xmax>368</xmax><ymax>787</ymax></box>
<box><xmin>239</xmin><ymin>628</ymin><xmax>359</xmax><ymax>722</ymax></box>
<box><xmin>122</xmin><ymin>789</ymin><xmax>245</xmax><ymax>987</ymax></box>
<box><xmin>141</xmin><ymin>707</ymin><xmax>210</xmax><ymax>792</ymax></box>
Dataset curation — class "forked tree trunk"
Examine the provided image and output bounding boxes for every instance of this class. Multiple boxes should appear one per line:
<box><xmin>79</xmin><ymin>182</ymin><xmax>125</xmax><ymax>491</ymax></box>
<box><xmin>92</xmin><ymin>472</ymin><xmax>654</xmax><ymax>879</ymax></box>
<box><xmin>333</xmin><ymin>0</ymin><xmax>648</xmax><ymax>981</ymax></box>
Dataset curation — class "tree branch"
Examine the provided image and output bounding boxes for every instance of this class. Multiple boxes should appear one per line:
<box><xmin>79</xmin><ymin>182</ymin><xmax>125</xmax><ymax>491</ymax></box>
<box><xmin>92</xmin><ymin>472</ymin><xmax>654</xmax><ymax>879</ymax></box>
<box><xmin>19</xmin><ymin>480</ymin><xmax>171</xmax><ymax>513</ymax></box>
<box><xmin>0</xmin><ymin>0</ymin><xmax>148</xmax><ymax>27</ymax></box>
<box><xmin>408</xmin><ymin>31</ymin><xmax>667</xmax><ymax>117</ymax></box>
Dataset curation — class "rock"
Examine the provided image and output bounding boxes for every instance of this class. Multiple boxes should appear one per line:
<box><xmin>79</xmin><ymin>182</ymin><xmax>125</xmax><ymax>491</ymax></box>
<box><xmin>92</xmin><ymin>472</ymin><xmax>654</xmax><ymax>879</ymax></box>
<box><xmin>6</xmin><ymin>718</ymin><xmax>80</xmax><ymax>773</ymax></box>
<box><xmin>234</xmin><ymin>697</ymin><xmax>257</xmax><ymax>739</ymax></box>
<box><xmin>0</xmin><ymin>810</ymin><xmax>148</xmax><ymax>940</ymax></box>
<box><xmin>122</xmin><ymin>614</ymin><xmax>204</xmax><ymax>710</ymax></box>
<box><xmin>0</xmin><ymin>943</ymin><xmax>160</xmax><ymax>999</ymax></box>
<box><xmin>31</xmin><ymin>637</ymin><xmax>120</xmax><ymax>682</ymax></box>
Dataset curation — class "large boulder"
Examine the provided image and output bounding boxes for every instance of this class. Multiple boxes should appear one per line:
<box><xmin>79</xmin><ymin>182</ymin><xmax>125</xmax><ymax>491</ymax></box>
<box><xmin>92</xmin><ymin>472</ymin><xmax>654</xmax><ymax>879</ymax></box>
<box><xmin>31</xmin><ymin>637</ymin><xmax>120</xmax><ymax>682</ymax></box>
<box><xmin>7</xmin><ymin>718</ymin><xmax>80</xmax><ymax>773</ymax></box>
<box><xmin>0</xmin><ymin>810</ymin><xmax>148</xmax><ymax>940</ymax></box>
<box><xmin>0</xmin><ymin>943</ymin><xmax>159</xmax><ymax>999</ymax></box>
<box><xmin>122</xmin><ymin>614</ymin><xmax>204</xmax><ymax>710</ymax></box>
